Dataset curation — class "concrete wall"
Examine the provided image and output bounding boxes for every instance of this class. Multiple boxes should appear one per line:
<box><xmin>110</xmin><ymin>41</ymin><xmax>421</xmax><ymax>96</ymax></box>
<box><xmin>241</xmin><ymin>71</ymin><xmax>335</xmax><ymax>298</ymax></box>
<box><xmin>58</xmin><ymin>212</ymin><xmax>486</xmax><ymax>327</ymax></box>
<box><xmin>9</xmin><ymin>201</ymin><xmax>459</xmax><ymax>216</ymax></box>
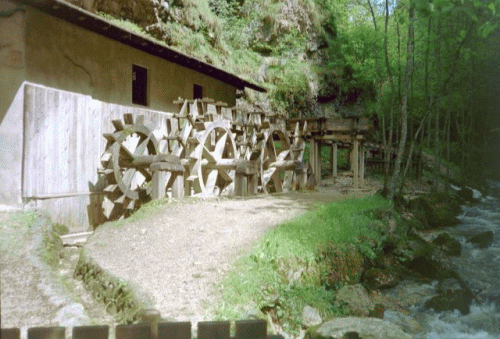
<box><xmin>24</xmin><ymin>7</ymin><xmax>236</xmax><ymax>113</ymax></box>
<box><xmin>0</xmin><ymin>2</ymin><xmax>26</xmax><ymax>205</ymax></box>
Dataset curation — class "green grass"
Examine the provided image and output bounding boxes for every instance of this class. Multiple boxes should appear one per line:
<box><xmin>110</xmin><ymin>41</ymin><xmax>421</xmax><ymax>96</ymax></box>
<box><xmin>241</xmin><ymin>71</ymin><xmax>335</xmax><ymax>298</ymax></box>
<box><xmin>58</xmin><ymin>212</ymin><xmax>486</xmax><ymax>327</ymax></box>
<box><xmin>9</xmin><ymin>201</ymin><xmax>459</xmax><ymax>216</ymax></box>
<box><xmin>213</xmin><ymin>195</ymin><xmax>391</xmax><ymax>333</ymax></box>
<box><xmin>0</xmin><ymin>211</ymin><xmax>36</xmax><ymax>258</ymax></box>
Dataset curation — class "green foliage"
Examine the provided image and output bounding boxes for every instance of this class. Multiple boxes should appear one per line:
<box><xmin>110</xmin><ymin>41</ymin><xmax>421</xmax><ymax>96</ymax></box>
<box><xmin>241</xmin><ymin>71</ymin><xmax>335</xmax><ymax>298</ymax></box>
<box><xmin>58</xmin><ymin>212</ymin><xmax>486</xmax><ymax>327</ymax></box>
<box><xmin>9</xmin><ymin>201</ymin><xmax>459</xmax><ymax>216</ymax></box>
<box><xmin>268</xmin><ymin>58</ymin><xmax>314</xmax><ymax>117</ymax></box>
<box><xmin>214</xmin><ymin>196</ymin><xmax>391</xmax><ymax>332</ymax></box>
<box><xmin>40</xmin><ymin>222</ymin><xmax>70</xmax><ymax>267</ymax></box>
<box><xmin>98</xmin><ymin>12</ymin><xmax>151</xmax><ymax>38</ymax></box>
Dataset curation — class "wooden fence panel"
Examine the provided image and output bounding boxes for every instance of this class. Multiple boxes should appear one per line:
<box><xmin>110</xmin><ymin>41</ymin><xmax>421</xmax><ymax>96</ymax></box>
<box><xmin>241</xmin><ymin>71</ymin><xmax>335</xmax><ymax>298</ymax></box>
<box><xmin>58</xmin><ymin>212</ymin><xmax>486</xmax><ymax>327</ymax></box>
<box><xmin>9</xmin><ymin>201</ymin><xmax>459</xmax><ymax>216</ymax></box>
<box><xmin>22</xmin><ymin>83</ymin><xmax>182</xmax><ymax>230</ymax></box>
<box><xmin>27</xmin><ymin>326</ymin><xmax>65</xmax><ymax>339</ymax></box>
<box><xmin>116</xmin><ymin>324</ymin><xmax>151</xmax><ymax>339</ymax></box>
<box><xmin>235</xmin><ymin>320</ymin><xmax>266</xmax><ymax>339</ymax></box>
<box><xmin>1</xmin><ymin>328</ymin><xmax>20</xmax><ymax>339</ymax></box>
<box><xmin>72</xmin><ymin>325</ymin><xmax>109</xmax><ymax>339</ymax></box>
<box><xmin>197</xmin><ymin>321</ymin><xmax>230</xmax><ymax>339</ymax></box>
<box><xmin>158</xmin><ymin>322</ymin><xmax>191</xmax><ymax>339</ymax></box>
<box><xmin>1</xmin><ymin>323</ymin><xmax>284</xmax><ymax>339</ymax></box>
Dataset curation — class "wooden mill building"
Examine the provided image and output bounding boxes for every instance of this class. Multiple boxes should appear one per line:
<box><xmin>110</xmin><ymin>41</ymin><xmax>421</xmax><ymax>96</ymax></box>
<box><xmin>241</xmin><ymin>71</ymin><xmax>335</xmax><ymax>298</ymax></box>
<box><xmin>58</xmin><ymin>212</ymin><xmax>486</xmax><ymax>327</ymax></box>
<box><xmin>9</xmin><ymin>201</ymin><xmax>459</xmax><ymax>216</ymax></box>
<box><xmin>0</xmin><ymin>0</ymin><xmax>264</xmax><ymax>230</ymax></box>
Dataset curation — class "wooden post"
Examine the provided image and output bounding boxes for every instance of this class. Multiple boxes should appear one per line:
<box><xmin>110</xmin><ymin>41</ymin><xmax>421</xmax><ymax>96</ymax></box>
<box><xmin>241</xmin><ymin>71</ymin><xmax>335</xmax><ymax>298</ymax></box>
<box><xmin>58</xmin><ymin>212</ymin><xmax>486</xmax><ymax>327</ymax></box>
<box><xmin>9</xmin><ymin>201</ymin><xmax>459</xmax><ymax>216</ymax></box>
<box><xmin>171</xmin><ymin>173</ymin><xmax>184</xmax><ymax>199</ymax></box>
<box><xmin>359</xmin><ymin>139</ymin><xmax>365</xmax><ymax>188</ymax></box>
<box><xmin>235</xmin><ymin>174</ymin><xmax>248</xmax><ymax>196</ymax></box>
<box><xmin>315</xmin><ymin>141</ymin><xmax>322</xmax><ymax>184</ymax></box>
<box><xmin>309</xmin><ymin>140</ymin><xmax>316</xmax><ymax>181</ymax></box>
<box><xmin>331</xmin><ymin>143</ymin><xmax>338</xmax><ymax>179</ymax></box>
<box><xmin>294</xmin><ymin>162</ymin><xmax>307</xmax><ymax>190</ymax></box>
<box><xmin>353</xmin><ymin>139</ymin><xmax>359</xmax><ymax>188</ymax></box>
<box><xmin>151</xmin><ymin>170</ymin><xmax>167</xmax><ymax>199</ymax></box>
<box><xmin>235</xmin><ymin>160</ymin><xmax>259</xmax><ymax>196</ymax></box>
<box><xmin>141</xmin><ymin>309</ymin><xmax>160</xmax><ymax>339</ymax></box>
<box><xmin>248</xmin><ymin>172</ymin><xmax>258</xmax><ymax>195</ymax></box>
<box><xmin>151</xmin><ymin>156</ymin><xmax>184</xmax><ymax>199</ymax></box>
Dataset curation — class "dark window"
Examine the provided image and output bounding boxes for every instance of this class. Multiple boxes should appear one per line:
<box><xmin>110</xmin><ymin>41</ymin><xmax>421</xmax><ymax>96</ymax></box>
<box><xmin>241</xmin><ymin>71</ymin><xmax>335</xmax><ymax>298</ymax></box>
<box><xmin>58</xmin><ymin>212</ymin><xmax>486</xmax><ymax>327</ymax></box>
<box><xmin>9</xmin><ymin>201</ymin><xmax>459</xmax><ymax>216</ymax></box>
<box><xmin>132</xmin><ymin>65</ymin><xmax>148</xmax><ymax>106</ymax></box>
<box><xmin>193</xmin><ymin>84</ymin><xmax>203</xmax><ymax>100</ymax></box>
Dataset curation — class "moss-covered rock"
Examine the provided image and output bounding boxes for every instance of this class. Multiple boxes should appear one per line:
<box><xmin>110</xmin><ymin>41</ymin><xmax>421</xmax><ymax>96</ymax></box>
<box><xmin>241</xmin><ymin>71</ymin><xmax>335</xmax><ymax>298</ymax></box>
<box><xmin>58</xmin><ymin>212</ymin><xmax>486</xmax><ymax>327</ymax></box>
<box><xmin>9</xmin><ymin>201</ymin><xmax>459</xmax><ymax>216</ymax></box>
<box><xmin>362</xmin><ymin>267</ymin><xmax>401</xmax><ymax>290</ymax></box>
<box><xmin>432</xmin><ymin>232</ymin><xmax>461</xmax><ymax>256</ymax></box>
<box><xmin>424</xmin><ymin>289</ymin><xmax>474</xmax><ymax>315</ymax></box>
<box><xmin>409</xmin><ymin>192</ymin><xmax>461</xmax><ymax>229</ymax></box>
<box><xmin>467</xmin><ymin>231</ymin><xmax>494</xmax><ymax>249</ymax></box>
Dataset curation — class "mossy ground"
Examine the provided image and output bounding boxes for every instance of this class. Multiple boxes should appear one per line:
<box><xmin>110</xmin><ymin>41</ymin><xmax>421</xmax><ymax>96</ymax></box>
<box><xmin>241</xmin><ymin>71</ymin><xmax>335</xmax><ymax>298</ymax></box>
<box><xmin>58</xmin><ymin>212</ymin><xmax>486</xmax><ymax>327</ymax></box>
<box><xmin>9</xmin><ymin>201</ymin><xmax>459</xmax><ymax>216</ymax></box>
<box><xmin>212</xmin><ymin>195</ymin><xmax>395</xmax><ymax>333</ymax></box>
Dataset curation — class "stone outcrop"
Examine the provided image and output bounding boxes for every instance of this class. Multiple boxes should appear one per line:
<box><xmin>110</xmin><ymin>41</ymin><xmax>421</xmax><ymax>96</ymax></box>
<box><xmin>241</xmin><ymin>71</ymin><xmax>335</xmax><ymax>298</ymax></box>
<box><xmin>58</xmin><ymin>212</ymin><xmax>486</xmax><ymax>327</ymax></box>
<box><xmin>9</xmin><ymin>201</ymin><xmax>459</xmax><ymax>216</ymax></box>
<box><xmin>335</xmin><ymin>284</ymin><xmax>375</xmax><ymax>317</ymax></box>
<box><xmin>302</xmin><ymin>306</ymin><xmax>322</xmax><ymax>328</ymax></box>
<box><xmin>306</xmin><ymin>317</ymin><xmax>414</xmax><ymax>339</ymax></box>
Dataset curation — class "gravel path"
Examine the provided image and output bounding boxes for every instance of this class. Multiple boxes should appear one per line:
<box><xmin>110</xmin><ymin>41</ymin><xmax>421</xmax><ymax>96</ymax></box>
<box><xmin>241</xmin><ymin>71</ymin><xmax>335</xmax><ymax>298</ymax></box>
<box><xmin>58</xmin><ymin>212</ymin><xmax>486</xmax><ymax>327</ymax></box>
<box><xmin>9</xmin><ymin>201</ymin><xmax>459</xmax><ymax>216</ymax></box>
<box><xmin>0</xmin><ymin>211</ymin><xmax>114</xmax><ymax>339</ymax></box>
<box><xmin>85</xmin><ymin>182</ymin><xmax>378</xmax><ymax>327</ymax></box>
<box><xmin>1</xmin><ymin>177</ymin><xmax>382</xmax><ymax>336</ymax></box>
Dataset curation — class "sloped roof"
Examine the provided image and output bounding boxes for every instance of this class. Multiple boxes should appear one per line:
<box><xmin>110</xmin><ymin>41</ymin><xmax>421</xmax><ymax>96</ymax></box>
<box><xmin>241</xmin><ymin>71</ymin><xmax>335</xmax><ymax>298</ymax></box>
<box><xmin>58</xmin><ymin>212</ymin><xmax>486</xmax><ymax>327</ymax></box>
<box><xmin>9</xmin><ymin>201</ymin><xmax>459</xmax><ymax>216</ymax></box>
<box><xmin>15</xmin><ymin>0</ymin><xmax>267</xmax><ymax>92</ymax></box>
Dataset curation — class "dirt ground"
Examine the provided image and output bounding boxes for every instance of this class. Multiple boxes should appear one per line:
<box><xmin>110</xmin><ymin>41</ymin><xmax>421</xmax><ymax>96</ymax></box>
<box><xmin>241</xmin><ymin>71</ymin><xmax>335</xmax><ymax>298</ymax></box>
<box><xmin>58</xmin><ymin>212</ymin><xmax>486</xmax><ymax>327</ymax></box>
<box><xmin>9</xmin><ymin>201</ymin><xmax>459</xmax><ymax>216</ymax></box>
<box><xmin>1</xmin><ymin>176</ymin><xmax>384</xmax><ymax>337</ymax></box>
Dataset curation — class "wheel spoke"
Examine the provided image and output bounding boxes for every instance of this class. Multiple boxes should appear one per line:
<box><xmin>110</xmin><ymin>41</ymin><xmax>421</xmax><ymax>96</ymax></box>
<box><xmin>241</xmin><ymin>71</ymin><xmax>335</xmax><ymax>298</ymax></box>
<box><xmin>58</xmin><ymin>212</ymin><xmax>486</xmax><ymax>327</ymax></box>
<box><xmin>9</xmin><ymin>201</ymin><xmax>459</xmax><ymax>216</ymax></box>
<box><xmin>135</xmin><ymin>136</ymin><xmax>150</xmax><ymax>156</ymax></box>
<box><xmin>118</xmin><ymin>143</ymin><xmax>135</xmax><ymax>161</ymax></box>
<box><xmin>214</xmin><ymin>132</ymin><xmax>228</xmax><ymax>160</ymax></box>
<box><xmin>262</xmin><ymin>167</ymin><xmax>276</xmax><ymax>187</ymax></box>
<box><xmin>267</xmin><ymin>137</ymin><xmax>277</xmax><ymax>161</ymax></box>
<box><xmin>137</xmin><ymin>168</ymin><xmax>152</xmax><ymax>182</ymax></box>
<box><xmin>205</xmin><ymin>170</ymin><xmax>218</xmax><ymax>194</ymax></box>
<box><xmin>272</xmin><ymin>171</ymin><xmax>283</xmax><ymax>192</ymax></box>
<box><xmin>122</xmin><ymin>169</ymin><xmax>136</xmax><ymax>188</ymax></box>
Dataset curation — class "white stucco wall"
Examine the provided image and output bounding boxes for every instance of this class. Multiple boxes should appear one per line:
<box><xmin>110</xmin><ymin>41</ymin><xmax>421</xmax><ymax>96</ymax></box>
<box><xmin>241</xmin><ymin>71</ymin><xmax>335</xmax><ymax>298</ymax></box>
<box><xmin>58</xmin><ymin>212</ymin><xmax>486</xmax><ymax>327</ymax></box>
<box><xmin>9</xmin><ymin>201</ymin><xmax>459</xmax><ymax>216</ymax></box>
<box><xmin>0</xmin><ymin>3</ymin><xmax>26</xmax><ymax>205</ymax></box>
<box><xmin>24</xmin><ymin>7</ymin><xmax>237</xmax><ymax>112</ymax></box>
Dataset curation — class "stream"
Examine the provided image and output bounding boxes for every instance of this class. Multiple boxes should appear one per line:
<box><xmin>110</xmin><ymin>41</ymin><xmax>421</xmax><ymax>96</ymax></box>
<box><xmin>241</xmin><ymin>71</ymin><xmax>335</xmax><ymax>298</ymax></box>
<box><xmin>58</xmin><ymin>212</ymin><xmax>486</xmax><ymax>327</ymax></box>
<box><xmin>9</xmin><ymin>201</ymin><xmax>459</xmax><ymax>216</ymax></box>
<box><xmin>386</xmin><ymin>181</ymin><xmax>500</xmax><ymax>338</ymax></box>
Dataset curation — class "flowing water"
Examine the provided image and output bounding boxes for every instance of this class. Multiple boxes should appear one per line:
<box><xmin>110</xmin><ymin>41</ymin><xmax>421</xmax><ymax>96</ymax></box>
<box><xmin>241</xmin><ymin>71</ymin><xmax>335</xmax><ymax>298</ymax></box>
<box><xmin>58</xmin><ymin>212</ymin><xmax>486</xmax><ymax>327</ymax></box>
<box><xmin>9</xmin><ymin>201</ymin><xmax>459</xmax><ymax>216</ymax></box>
<box><xmin>390</xmin><ymin>181</ymin><xmax>500</xmax><ymax>338</ymax></box>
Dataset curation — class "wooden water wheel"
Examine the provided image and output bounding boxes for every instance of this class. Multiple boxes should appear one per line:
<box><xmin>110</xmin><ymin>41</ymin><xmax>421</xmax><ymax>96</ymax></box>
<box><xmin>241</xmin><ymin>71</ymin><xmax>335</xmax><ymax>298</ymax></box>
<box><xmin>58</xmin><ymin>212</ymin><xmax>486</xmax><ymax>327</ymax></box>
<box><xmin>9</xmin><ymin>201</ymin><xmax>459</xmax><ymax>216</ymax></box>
<box><xmin>100</xmin><ymin>114</ymin><xmax>159</xmax><ymax>219</ymax></box>
<box><xmin>186</xmin><ymin>120</ymin><xmax>238</xmax><ymax>197</ymax></box>
<box><xmin>259</xmin><ymin>128</ymin><xmax>293</xmax><ymax>193</ymax></box>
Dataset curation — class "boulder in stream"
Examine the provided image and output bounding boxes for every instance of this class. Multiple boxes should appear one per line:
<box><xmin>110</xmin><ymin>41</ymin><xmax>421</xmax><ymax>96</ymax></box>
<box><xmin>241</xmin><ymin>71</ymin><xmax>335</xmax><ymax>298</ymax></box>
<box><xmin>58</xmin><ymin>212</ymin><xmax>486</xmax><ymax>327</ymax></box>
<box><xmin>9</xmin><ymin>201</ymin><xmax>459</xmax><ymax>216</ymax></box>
<box><xmin>467</xmin><ymin>231</ymin><xmax>494</xmax><ymax>248</ymax></box>
<box><xmin>432</xmin><ymin>232</ymin><xmax>461</xmax><ymax>256</ymax></box>
<box><xmin>424</xmin><ymin>288</ymin><xmax>473</xmax><ymax>315</ymax></box>
<box><xmin>424</xmin><ymin>277</ymin><xmax>474</xmax><ymax>315</ymax></box>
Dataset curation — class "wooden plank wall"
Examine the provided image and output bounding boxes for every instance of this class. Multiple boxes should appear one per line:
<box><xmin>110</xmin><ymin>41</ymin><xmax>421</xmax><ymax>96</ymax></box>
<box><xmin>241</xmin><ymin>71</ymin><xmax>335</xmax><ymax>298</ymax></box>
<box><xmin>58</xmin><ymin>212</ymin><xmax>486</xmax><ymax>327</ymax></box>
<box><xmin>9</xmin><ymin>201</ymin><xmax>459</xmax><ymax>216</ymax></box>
<box><xmin>22</xmin><ymin>83</ymin><xmax>174</xmax><ymax>231</ymax></box>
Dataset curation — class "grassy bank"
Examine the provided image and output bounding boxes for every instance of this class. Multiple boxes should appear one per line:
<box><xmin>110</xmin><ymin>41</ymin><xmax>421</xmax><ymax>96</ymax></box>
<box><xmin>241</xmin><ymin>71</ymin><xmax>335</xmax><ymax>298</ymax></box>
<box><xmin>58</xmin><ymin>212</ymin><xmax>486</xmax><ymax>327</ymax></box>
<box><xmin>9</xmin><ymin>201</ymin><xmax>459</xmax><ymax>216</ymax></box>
<box><xmin>213</xmin><ymin>195</ymin><xmax>393</xmax><ymax>333</ymax></box>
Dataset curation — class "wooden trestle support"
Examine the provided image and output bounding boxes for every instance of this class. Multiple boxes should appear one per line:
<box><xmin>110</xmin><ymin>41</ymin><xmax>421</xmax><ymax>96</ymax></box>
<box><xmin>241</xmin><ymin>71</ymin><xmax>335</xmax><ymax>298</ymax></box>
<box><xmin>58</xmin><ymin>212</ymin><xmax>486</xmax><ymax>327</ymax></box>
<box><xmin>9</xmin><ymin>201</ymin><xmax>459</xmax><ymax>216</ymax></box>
<box><xmin>99</xmin><ymin>99</ymin><xmax>310</xmax><ymax>220</ymax></box>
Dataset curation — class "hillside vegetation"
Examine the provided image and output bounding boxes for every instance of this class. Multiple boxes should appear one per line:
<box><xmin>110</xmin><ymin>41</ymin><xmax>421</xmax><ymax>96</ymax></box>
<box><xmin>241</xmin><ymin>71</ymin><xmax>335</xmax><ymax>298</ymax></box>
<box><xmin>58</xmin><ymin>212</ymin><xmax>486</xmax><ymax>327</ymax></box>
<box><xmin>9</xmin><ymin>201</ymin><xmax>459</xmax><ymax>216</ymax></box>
<box><xmin>80</xmin><ymin>0</ymin><xmax>500</xmax><ymax>189</ymax></box>
<box><xmin>85</xmin><ymin>0</ymin><xmax>369</xmax><ymax>118</ymax></box>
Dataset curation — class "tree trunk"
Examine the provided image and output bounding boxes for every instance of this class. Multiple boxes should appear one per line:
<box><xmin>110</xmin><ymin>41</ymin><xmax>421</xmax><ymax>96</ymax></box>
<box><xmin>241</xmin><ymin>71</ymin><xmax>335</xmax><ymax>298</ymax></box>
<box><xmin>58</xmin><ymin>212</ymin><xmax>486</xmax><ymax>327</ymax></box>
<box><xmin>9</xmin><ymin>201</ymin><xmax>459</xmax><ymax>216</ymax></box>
<box><xmin>383</xmin><ymin>0</ymin><xmax>395</xmax><ymax>194</ymax></box>
<box><xmin>388</xmin><ymin>1</ymin><xmax>415</xmax><ymax>200</ymax></box>
<box><xmin>433</xmin><ymin>19</ymin><xmax>442</xmax><ymax>191</ymax></box>
<box><xmin>399</xmin><ymin>112</ymin><xmax>428</xmax><ymax>194</ymax></box>
<box><xmin>425</xmin><ymin>16</ymin><xmax>432</xmax><ymax>150</ymax></box>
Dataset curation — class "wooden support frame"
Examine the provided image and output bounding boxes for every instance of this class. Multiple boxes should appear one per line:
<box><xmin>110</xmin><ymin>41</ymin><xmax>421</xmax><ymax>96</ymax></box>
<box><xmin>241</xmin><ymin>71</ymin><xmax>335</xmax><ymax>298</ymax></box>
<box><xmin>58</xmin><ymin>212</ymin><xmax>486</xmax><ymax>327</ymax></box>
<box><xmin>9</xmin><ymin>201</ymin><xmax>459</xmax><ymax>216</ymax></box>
<box><xmin>353</xmin><ymin>139</ymin><xmax>359</xmax><ymax>188</ymax></box>
<box><xmin>359</xmin><ymin>141</ymin><xmax>365</xmax><ymax>188</ymax></box>
<box><xmin>331</xmin><ymin>143</ymin><xmax>338</xmax><ymax>179</ymax></box>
